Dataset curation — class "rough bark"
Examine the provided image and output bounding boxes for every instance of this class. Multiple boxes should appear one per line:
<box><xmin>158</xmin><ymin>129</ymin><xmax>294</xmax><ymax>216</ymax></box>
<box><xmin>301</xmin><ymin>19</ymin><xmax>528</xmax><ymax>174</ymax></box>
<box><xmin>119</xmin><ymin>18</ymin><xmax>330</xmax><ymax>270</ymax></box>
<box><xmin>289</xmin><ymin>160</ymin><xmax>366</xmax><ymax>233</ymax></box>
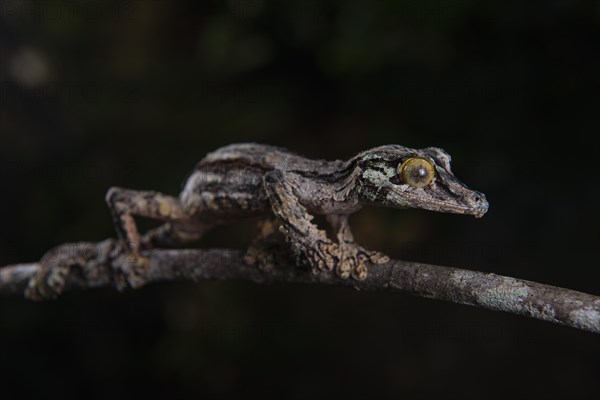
<box><xmin>1</xmin><ymin>239</ymin><xmax>598</xmax><ymax>334</ymax></box>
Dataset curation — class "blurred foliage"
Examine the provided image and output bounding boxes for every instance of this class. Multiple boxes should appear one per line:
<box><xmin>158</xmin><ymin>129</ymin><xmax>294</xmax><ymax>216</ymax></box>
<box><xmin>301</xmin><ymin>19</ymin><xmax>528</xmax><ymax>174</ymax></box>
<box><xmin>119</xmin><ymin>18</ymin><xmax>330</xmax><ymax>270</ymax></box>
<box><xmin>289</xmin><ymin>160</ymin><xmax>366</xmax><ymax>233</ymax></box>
<box><xmin>1</xmin><ymin>0</ymin><xmax>599</xmax><ymax>398</ymax></box>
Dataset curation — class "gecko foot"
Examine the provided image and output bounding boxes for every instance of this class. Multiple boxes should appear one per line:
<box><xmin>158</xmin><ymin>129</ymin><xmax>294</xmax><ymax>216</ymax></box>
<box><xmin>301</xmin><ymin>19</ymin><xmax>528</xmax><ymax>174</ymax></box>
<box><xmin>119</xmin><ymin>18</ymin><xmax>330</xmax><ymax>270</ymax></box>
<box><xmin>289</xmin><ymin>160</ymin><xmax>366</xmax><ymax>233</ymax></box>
<box><xmin>110</xmin><ymin>247</ymin><xmax>150</xmax><ymax>291</ymax></box>
<box><xmin>245</xmin><ymin>244</ymin><xmax>277</xmax><ymax>272</ymax></box>
<box><xmin>291</xmin><ymin>240</ymin><xmax>339</xmax><ymax>274</ymax></box>
<box><xmin>335</xmin><ymin>243</ymin><xmax>389</xmax><ymax>280</ymax></box>
<box><xmin>282</xmin><ymin>240</ymin><xmax>338</xmax><ymax>274</ymax></box>
<box><xmin>25</xmin><ymin>243</ymin><xmax>100</xmax><ymax>301</ymax></box>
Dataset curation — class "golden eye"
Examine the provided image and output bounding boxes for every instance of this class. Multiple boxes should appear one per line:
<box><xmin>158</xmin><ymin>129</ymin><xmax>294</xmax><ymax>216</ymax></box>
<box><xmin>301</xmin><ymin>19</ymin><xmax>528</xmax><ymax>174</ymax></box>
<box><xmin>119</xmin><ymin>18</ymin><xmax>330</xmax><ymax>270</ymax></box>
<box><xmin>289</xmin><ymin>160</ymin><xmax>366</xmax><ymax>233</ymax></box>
<box><xmin>399</xmin><ymin>158</ymin><xmax>435</xmax><ymax>188</ymax></box>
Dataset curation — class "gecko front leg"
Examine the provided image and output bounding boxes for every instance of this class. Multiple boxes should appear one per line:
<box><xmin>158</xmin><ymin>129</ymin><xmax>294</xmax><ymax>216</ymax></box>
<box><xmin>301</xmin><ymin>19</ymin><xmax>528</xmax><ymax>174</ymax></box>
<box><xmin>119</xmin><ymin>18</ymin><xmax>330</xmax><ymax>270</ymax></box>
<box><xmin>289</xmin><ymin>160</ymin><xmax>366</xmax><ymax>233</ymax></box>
<box><xmin>263</xmin><ymin>170</ymin><xmax>339</xmax><ymax>274</ymax></box>
<box><xmin>326</xmin><ymin>214</ymin><xmax>389</xmax><ymax>280</ymax></box>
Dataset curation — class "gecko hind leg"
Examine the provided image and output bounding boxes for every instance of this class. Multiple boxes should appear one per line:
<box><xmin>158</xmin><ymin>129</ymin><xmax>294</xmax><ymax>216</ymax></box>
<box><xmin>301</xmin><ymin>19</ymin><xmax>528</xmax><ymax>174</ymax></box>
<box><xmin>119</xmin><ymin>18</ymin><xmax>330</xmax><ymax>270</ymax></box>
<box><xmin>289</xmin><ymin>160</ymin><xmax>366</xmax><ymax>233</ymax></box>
<box><xmin>104</xmin><ymin>187</ymin><xmax>209</xmax><ymax>288</ymax></box>
<box><xmin>26</xmin><ymin>187</ymin><xmax>214</xmax><ymax>300</ymax></box>
<box><xmin>326</xmin><ymin>214</ymin><xmax>389</xmax><ymax>280</ymax></box>
<box><xmin>140</xmin><ymin>220</ymin><xmax>214</xmax><ymax>250</ymax></box>
<box><xmin>105</xmin><ymin>187</ymin><xmax>195</xmax><ymax>251</ymax></box>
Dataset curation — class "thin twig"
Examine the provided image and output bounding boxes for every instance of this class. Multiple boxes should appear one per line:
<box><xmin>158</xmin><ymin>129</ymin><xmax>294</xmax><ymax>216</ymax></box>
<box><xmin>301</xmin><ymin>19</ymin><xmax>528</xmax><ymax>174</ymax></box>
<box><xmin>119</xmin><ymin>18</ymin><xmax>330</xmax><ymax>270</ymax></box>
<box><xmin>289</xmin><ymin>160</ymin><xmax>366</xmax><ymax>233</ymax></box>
<box><xmin>1</xmin><ymin>240</ymin><xmax>599</xmax><ymax>334</ymax></box>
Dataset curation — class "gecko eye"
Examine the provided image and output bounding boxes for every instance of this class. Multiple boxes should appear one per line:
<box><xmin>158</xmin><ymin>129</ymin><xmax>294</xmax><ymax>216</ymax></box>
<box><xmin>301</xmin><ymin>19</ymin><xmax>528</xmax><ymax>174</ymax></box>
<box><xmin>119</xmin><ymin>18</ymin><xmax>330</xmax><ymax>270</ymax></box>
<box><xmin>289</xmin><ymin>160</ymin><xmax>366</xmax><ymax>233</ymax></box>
<box><xmin>399</xmin><ymin>158</ymin><xmax>435</xmax><ymax>188</ymax></box>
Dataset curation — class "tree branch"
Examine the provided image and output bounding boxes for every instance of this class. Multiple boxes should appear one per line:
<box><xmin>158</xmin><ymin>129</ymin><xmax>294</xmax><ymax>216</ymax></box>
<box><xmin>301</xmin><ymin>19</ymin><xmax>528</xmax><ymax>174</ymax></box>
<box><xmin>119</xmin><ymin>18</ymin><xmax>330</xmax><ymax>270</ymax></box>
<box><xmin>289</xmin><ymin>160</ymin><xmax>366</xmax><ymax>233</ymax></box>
<box><xmin>1</xmin><ymin>239</ymin><xmax>599</xmax><ymax>334</ymax></box>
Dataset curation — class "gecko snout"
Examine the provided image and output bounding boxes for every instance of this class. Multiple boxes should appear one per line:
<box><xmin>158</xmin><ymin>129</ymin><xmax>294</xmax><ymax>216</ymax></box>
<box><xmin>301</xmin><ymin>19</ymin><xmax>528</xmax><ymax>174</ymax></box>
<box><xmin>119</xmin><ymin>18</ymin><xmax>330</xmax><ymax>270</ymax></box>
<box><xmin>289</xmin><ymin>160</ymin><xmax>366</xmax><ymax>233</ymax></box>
<box><xmin>470</xmin><ymin>192</ymin><xmax>489</xmax><ymax>218</ymax></box>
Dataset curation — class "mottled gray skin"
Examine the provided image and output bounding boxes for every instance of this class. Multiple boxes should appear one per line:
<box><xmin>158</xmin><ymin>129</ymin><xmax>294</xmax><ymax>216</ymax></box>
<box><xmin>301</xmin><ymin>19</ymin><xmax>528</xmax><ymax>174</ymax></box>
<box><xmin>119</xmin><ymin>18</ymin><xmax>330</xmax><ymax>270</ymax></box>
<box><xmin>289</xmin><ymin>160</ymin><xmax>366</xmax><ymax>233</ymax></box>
<box><xmin>26</xmin><ymin>143</ymin><xmax>488</xmax><ymax>299</ymax></box>
<box><xmin>182</xmin><ymin>143</ymin><xmax>487</xmax><ymax>218</ymax></box>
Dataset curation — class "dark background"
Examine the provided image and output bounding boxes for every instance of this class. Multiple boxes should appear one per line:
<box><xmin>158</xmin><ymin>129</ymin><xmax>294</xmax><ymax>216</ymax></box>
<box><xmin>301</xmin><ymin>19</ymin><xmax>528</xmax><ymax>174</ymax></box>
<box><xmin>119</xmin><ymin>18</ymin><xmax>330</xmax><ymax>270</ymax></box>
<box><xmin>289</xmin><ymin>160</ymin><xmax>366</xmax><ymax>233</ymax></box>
<box><xmin>1</xmin><ymin>0</ymin><xmax>599</xmax><ymax>398</ymax></box>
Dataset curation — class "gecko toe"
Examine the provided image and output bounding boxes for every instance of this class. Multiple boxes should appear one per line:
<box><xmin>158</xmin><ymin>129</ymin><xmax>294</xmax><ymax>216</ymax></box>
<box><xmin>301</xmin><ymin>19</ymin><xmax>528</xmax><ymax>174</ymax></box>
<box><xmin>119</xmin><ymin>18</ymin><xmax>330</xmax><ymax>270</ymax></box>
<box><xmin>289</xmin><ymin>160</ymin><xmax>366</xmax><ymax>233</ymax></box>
<box><xmin>333</xmin><ymin>243</ymin><xmax>387</xmax><ymax>281</ymax></box>
<box><xmin>113</xmin><ymin>254</ymin><xmax>150</xmax><ymax>290</ymax></box>
<box><xmin>351</xmin><ymin>262</ymin><xmax>368</xmax><ymax>281</ymax></box>
<box><xmin>370</xmin><ymin>252</ymin><xmax>390</xmax><ymax>264</ymax></box>
<box><xmin>244</xmin><ymin>245</ymin><xmax>276</xmax><ymax>272</ymax></box>
<box><xmin>25</xmin><ymin>262</ymin><xmax>73</xmax><ymax>301</ymax></box>
<box><xmin>316</xmin><ymin>257</ymin><xmax>326</xmax><ymax>272</ymax></box>
<box><xmin>336</xmin><ymin>257</ymin><xmax>354</xmax><ymax>279</ymax></box>
<box><xmin>318</xmin><ymin>241</ymin><xmax>338</xmax><ymax>271</ymax></box>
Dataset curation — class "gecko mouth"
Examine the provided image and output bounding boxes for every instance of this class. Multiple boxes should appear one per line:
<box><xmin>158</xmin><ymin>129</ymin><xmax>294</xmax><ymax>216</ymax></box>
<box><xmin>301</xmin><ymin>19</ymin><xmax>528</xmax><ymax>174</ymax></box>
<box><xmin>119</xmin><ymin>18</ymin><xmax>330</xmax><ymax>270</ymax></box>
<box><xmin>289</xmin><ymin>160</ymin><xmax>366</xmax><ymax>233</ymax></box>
<box><xmin>417</xmin><ymin>199</ymin><xmax>488</xmax><ymax>218</ymax></box>
<box><xmin>394</xmin><ymin>188</ymin><xmax>489</xmax><ymax>218</ymax></box>
<box><xmin>443</xmin><ymin>200</ymin><xmax>488</xmax><ymax>218</ymax></box>
<box><xmin>473</xmin><ymin>198</ymin><xmax>489</xmax><ymax>218</ymax></box>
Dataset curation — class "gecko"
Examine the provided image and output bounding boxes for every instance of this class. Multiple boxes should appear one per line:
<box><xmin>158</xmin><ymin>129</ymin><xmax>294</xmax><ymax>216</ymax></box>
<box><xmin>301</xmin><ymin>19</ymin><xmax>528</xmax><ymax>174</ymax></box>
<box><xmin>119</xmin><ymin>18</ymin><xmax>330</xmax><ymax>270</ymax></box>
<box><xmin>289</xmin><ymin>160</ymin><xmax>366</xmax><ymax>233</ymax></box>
<box><xmin>25</xmin><ymin>143</ymin><xmax>488</xmax><ymax>299</ymax></box>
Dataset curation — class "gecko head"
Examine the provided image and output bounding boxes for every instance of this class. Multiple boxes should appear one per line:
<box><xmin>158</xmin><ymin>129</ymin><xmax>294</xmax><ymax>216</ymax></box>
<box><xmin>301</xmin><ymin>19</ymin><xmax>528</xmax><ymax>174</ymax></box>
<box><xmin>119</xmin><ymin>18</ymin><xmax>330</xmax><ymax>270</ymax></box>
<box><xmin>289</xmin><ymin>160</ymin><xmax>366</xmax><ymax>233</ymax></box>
<box><xmin>353</xmin><ymin>145</ymin><xmax>488</xmax><ymax>218</ymax></box>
